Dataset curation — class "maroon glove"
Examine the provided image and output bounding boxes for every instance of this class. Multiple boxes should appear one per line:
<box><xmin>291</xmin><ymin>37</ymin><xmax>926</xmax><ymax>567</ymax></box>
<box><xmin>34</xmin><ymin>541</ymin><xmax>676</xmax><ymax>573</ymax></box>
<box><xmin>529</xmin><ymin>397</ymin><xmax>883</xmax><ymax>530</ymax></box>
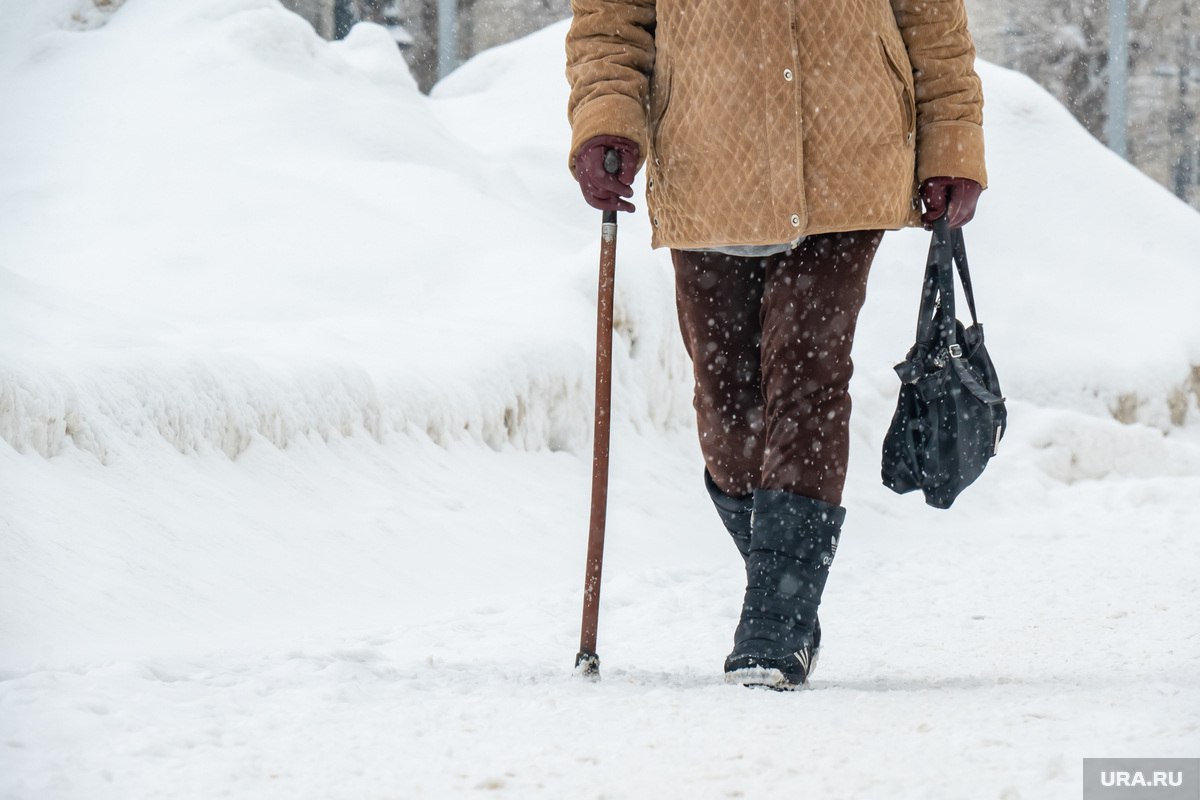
<box><xmin>573</xmin><ymin>135</ymin><xmax>640</xmax><ymax>213</ymax></box>
<box><xmin>920</xmin><ymin>177</ymin><xmax>982</xmax><ymax>229</ymax></box>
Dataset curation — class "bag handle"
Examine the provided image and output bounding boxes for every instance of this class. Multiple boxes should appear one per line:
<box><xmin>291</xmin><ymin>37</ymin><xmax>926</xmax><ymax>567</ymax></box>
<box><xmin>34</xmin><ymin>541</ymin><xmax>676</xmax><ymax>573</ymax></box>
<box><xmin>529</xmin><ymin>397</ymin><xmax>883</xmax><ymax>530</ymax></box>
<box><xmin>914</xmin><ymin>217</ymin><xmax>980</xmax><ymax>351</ymax></box>
<box><xmin>951</xmin><ymin>225</ymin><xmax>980</xmax><ymax>327</ymax></box>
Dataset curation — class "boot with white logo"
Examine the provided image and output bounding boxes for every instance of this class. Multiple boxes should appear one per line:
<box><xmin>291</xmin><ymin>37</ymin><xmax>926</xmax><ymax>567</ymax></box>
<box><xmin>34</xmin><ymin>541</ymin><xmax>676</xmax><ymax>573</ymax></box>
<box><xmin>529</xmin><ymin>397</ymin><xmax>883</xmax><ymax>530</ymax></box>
<box><xmin>705</xmin><ymin>471</ymin><xmax>824</xmax><ymax>673</ymax></box>
<box><xmin>723</xmin><ymin>488</ymin><xmax>843</xmax><ymax>690</ymax></box>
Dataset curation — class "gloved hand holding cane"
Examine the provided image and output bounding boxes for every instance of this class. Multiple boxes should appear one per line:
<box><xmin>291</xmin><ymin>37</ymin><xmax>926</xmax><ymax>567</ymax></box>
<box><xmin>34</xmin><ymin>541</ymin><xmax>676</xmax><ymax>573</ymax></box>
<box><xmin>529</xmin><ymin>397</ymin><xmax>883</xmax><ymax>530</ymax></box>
<box><xmin>574</xmin><ymin>135</ymin><xmax>640</xmax><ymax>212</ymax></box>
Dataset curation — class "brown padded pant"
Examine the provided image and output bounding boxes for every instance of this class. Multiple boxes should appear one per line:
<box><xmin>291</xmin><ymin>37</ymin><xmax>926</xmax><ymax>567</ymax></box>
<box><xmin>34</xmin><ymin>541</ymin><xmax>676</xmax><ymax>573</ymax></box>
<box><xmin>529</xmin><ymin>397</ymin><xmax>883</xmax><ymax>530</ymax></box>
<box><xmin>672</xmin><ymin>230</ymin><xmax>883</xmax><ymax>507</ymax></box>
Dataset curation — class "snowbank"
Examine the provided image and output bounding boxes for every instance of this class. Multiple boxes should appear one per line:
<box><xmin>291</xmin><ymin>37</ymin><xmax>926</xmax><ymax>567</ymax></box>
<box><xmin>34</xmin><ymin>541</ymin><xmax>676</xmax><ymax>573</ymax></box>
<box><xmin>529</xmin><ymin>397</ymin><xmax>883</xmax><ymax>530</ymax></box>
<box><xmin>2</xmin><ymin>0</ymin><xmax>1198</xmax><ymax>468</ymax></box>
<box><xmin>857</xmin><ymin>62</ymin><xmax>1200</xmax><ymax>430</ymax></box>
<box><xmin>0</xmin><ymin>1</ymin><xmax>690</xmax><ymax>463</ymax></box>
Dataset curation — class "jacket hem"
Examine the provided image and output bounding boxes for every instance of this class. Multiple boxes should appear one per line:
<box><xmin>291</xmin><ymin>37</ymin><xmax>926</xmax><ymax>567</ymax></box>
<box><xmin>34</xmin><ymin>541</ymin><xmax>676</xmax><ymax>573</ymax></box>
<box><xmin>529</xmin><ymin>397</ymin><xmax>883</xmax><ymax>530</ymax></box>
<box><xmin>650</xmin><ymin>217</ymin><xmax>915</xmax><ymax>250</ymax></box>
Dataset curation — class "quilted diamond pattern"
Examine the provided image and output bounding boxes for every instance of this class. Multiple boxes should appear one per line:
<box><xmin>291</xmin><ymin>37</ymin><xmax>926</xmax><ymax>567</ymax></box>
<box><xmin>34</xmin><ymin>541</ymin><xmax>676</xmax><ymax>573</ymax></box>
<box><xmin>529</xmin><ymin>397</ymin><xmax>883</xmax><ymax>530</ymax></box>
<box><xmin>566</xmin><ymin>0</ymin><xmax>986</xmax><ymax>250</ymax></box>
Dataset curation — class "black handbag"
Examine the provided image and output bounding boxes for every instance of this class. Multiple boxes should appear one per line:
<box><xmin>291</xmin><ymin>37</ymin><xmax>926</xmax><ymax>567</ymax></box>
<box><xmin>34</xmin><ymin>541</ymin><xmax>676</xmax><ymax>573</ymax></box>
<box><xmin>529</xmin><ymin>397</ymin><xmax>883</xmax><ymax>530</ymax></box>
<box><xmin>881</xmin><ymin>218</ymin><xmax>1007</xmax><ymax>508</ymax></box>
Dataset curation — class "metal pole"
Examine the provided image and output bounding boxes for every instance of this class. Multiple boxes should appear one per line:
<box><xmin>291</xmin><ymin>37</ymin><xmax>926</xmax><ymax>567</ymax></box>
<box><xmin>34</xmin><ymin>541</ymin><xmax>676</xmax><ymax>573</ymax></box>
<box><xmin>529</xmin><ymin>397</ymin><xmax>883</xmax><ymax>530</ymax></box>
<box><xmin>1173</xmin><ymin>1</ymin><xmax>1194</xmax><ymax>201</ymax></box>
<box><xmin>437</xmin><ymin>0</ymin><xmax>457</xmax><ymax>80</ymax></box>
<box><xmin>1106</xmin><ymin>0</ymin><xmax>1129</xmax><ymax>159</ymax></box>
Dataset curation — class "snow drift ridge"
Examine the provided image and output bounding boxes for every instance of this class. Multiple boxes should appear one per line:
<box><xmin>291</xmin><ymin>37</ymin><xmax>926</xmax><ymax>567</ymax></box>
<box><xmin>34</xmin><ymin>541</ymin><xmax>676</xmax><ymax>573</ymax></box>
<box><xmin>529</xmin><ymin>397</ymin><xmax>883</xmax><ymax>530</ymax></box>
<box><xmin>1</xmin><ymin>1</ymin><xmax>1199</xmax><ymax>466</ymax></box>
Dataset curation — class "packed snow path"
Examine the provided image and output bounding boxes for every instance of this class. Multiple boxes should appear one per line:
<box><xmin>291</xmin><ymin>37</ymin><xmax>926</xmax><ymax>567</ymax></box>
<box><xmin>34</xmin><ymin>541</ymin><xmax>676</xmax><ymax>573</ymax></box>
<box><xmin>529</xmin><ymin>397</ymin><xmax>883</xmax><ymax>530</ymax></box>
<box><xmin>3</xmin><ymin>427</ymin><xmax>1199</xmax><ymax>799</ymax></box>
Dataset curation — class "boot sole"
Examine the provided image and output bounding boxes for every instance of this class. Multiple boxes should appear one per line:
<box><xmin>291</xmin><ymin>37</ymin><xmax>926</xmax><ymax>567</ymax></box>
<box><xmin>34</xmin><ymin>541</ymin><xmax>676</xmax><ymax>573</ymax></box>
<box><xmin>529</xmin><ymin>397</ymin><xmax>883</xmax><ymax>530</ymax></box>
<box><xmin>724</xmin><ymin>666</ymin><xmax>808</xmax><ymax>691</ymax></box>
<box><xmin>723</xmin><ymin>651</ymin><xmax>816</xmax><ymax>690</ymax></box>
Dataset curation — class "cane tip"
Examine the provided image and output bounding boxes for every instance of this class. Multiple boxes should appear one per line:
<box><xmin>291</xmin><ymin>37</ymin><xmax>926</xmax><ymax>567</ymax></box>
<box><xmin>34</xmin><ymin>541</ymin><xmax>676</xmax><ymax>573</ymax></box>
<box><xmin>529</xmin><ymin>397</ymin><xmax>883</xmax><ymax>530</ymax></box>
<box><xmin>574</xmin><ymin>651</ymin><xmax>601</xmax><ymax>679</ymax></box>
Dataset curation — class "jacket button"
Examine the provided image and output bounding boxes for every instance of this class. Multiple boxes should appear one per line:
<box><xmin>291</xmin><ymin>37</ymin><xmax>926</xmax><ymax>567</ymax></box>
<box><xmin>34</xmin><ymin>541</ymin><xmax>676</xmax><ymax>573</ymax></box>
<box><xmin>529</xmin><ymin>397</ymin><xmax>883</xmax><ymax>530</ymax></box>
<box><xmin>783</xmin><ymin>68</ymin><xmax>794</xmax><ymax>81</ymax></box>
<box><xmin>790</xmin><ymin>214</ymin><xmax>801</xmax><ymax>227</ymax></box>
<box><xmin>653</xmin><ymin>217</ymin><xmax>660</xmax><ymax>227</ymax></box>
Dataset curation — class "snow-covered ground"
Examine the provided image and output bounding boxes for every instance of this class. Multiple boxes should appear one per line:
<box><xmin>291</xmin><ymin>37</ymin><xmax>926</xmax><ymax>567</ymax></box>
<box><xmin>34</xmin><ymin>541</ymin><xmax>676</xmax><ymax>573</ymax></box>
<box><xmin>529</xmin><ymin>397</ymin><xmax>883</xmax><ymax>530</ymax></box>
<box><xmin>2</xmin><ymin>1</ymin><xmax>1199</xmax><ymax>798</ymax></box>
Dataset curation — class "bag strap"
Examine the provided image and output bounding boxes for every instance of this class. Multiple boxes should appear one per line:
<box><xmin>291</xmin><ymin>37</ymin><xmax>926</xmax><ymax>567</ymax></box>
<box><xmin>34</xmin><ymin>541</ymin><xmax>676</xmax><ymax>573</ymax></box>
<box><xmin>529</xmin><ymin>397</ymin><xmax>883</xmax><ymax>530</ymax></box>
<box><xmin>915</xmin><ymin>218</ymin><xmax>981</xmax><ymax>350</ymax></box>
<box><xmin>950</xmin><ymin>225</ymin><xmax>980</xmax><ymax>327</ymax></box>
<box><xmin>915</xmin><ymin>218</ymin><xmax>954</xmax><ymax>347</ymax></box>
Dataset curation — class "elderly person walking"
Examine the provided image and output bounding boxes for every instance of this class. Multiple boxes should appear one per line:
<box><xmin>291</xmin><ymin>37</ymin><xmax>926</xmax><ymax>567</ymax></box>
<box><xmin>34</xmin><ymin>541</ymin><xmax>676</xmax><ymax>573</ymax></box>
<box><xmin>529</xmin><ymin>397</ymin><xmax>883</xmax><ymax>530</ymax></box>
<box><xmin>566</xmin><ymin>0</ymin><xmax>986</xmax><ymax>688</ymax></box>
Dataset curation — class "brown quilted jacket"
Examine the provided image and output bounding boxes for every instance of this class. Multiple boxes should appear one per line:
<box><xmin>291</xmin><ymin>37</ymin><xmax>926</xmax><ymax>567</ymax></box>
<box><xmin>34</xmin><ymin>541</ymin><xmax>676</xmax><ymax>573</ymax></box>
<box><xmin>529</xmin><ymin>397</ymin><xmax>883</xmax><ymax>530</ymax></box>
<box><xmin>566</xmin><ymin>0</ymin><xmax>987</xmax><ymax>250</ymax></box>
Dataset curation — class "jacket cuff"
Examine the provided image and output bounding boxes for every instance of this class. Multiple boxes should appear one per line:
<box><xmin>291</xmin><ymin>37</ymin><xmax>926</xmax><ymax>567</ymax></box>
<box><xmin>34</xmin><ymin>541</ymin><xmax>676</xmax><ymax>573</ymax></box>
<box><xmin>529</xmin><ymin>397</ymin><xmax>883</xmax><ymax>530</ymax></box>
<box><xmin>569</xmin><ymin>94</ymin><xmax>649</xmax><ymax>176</ymax></box>
<box><xmin>916</xmin><ymin>121</ymin><xmax>988</xmax><ymax>188</ymax></box>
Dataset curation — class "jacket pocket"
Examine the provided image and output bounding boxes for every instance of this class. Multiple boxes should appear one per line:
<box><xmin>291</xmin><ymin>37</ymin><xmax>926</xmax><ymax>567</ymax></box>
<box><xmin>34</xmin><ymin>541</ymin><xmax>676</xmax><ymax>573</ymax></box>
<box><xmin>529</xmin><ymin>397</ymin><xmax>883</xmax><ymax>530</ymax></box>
<box><xmin>878</xmin><ymin>35</ymin><xmax>916</xmax><ymax>143</ymax></box>
<box><xmin>648</xmin><ymin>51</ymin><xmax>673</xmax><ymax>165</ymax></box>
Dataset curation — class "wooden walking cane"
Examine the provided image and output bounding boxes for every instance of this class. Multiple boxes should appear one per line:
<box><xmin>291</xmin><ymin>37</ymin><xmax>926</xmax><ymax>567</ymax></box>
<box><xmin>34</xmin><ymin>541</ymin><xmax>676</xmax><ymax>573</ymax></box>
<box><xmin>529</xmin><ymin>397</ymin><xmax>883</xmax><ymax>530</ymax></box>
<box><xmin>575</xmin><ymin>149</ymin><xmax>622</xmax><ymax>678</ymax></box>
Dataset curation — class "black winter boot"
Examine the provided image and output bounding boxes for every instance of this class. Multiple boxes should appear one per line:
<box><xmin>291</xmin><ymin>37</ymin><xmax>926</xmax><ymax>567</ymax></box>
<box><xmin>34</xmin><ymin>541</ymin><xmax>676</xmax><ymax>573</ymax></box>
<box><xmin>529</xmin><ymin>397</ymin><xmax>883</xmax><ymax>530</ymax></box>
<box><xmin>703</xmin><ymin>470</ymin><xmax>752</xmax><ymax>560</ymax></box>
<box><xmin>706</xmin><ymin>472</ymin><xmax>823</xmax><ymax>666</ymax></box>
<box><xmin>724</xmin><ymin>488</ymin><xmax>844</xmax><ymax>689</ymax></box>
